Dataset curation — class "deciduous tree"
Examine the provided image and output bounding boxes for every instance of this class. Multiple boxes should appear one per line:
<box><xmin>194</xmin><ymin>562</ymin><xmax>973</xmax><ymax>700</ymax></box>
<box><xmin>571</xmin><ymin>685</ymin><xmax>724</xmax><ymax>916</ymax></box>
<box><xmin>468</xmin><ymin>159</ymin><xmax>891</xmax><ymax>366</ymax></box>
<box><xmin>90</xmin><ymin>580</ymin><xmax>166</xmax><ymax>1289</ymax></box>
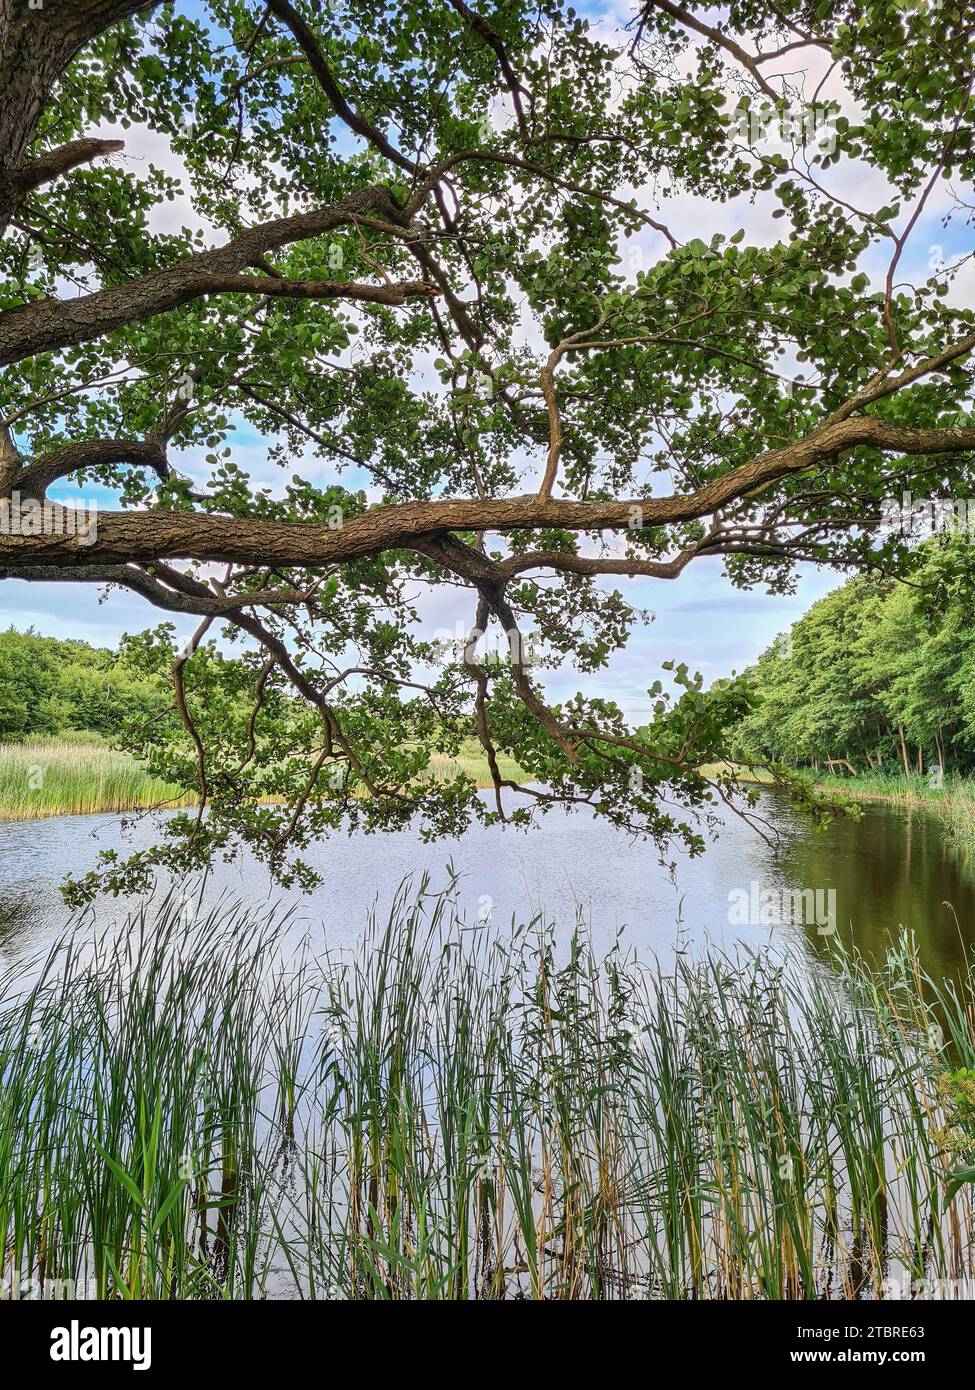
<box><xmin>2</xmin><ymin>0</ymin><xmax>974</xmax><ymax>895</ymax></box>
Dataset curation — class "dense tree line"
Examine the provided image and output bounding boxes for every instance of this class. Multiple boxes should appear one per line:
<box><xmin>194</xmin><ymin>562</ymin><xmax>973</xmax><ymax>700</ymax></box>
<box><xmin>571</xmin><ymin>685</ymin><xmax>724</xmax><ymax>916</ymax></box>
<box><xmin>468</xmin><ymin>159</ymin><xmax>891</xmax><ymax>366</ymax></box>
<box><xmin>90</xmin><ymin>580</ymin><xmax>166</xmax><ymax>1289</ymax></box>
<box><xmin>0</xmin><ymin>627</ymin><xmax>166</xmax><ymax>740</ymax></box>
<box><xmin>731</xmin><ymin>537</ymin><xmax>975</xmax><ymax>779</ymax></box>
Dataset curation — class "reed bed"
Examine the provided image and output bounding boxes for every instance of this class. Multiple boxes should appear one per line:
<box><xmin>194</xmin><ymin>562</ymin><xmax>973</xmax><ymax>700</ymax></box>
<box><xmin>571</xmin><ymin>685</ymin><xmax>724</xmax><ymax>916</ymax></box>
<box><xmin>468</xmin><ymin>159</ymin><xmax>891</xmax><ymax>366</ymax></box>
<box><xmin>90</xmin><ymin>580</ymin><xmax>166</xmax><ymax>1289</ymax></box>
<box><xmin>0</xmin><ymin>737</ymin><xmax>524</xmax><ymax>821</ymax></box>
<box><xmin>2</xmin><ymin>883</ymin><xmax>974</xmax><ymax>1301</ymax></box>
<box><xmin>813</xmin><ymin>769</ymin><xmax>951</xmax><ymax>805</ymax></box>
<box><xmin>422</xmin><ymin>744</ymin><xmax>524</xmax><ymax>784</ymax></box>
<box><xmin>0</xmin><ymin>737</ymin><xmax>190</xmax><ymax>820</ymax></box>
<box><xmin>936</xmin><ymin>783</ymin><xmax>975</xmax><ymax>855</ymax></box>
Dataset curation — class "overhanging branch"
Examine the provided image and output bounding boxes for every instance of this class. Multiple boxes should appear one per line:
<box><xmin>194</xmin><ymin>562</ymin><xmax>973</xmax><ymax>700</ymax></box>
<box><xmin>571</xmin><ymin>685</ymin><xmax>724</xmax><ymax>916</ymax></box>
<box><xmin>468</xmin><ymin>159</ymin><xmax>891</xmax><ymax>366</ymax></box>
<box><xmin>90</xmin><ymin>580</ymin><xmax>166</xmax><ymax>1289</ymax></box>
<box><xmin>0</xmin><ymin>185</ymin><xmax>415</xmax><ymax>366</ymax></box>
<box><xmin>1</xmin><ymin>413</ymin><xmax>972</xmax><ymax>569</ymax></box>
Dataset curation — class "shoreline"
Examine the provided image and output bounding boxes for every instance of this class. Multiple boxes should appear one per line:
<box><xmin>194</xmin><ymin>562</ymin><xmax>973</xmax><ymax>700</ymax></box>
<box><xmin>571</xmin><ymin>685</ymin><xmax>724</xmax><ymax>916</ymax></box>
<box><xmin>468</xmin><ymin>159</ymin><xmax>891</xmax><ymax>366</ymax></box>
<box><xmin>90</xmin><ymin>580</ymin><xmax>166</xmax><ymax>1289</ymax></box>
<box><xmin>0</xmin><ymin>744</ymin><xmax>966</xmax><ymax>824</ymax></box>
<box><xmin>816</xmin><ymin>782</ymin><xmax>944</xmax><ymax>809</ymax></box>
<box><xmin>702</xmin><ymin>762</ymin><xmax>963</xmax><ymax>812</ymax></box>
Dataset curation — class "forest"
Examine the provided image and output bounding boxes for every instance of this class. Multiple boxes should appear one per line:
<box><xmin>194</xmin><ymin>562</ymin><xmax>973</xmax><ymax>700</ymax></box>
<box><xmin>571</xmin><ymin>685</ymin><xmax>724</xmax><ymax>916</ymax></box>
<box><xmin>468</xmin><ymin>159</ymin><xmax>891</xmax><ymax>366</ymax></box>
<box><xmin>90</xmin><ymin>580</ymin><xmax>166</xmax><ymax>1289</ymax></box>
<box><xmin>730</xmin><ymin>535</ymin><xmax>975</xmax><ymax>780</ymax></box>
<box><xmin>0</xmin><ymin>627</ymin><xmax>165</xmax><ymax>739</ymax></box>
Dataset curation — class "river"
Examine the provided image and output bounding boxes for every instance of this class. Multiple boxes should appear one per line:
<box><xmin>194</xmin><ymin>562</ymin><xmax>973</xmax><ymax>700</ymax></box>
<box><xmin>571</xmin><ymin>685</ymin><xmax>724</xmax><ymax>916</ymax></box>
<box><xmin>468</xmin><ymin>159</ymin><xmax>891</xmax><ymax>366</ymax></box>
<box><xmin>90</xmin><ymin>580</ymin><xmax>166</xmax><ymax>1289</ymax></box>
<box><xmin>0</xmin><ymin>788</ymin><xmax>972</xmax><ymax>983</ymax></box>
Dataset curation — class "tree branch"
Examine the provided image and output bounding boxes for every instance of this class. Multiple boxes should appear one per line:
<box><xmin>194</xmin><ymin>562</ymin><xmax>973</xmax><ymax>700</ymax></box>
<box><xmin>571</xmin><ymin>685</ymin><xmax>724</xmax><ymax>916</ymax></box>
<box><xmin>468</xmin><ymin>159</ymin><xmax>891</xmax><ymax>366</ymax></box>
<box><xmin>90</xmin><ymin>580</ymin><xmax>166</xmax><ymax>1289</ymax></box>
<box><xmin>9</xmin><ymin>137</ymin><xmax>124</xmax><ymax>198</ymax></box>
<box><xmin>18</xmin><ymin>438</ymin><xmax>170</xmax><ymax>496</ymax></box>
<box><xmin>0</xmin><ymin>184</ymin><xmax>415</xmax><ymax>366</ymax></box>
<box><xmin>4</xmin><ymin>414</ymin><xmax>974</xmax><ymax>570</ymax></box>
<box><xmin>446</xmin><ymin>0</ymin><xmax>532</xmax><ymax>141</ymax></box>
<box><xmin>637</xmin><ymin>0</ymin><xmax>780</xmax><ymax>101</ymax></box>
<box><xmin>264</xmin><ymin>0</ymin><xmax>418</xmax><ymax>172</ymax></box>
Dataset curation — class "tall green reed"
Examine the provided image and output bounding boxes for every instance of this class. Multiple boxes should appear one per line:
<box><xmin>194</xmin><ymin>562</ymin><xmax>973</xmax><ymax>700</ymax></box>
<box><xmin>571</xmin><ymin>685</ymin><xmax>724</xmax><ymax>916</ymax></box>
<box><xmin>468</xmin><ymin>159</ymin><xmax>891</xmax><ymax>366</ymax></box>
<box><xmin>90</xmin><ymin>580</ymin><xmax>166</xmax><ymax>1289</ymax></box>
<box><xmin>1</xmin><ymin>879</ymin><xmax>973</xmax><ymax>1300</ymax></box>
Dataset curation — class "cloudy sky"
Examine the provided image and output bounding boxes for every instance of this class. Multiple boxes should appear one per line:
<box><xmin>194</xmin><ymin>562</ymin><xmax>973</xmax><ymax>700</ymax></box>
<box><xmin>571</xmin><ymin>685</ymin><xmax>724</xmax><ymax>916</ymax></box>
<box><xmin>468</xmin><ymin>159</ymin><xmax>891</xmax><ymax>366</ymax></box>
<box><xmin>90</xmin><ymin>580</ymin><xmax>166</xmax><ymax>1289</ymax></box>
<box><xmin>6</xmin><ymin>1</ymin><xmax>972</xmax><ymax>725</ymax></box>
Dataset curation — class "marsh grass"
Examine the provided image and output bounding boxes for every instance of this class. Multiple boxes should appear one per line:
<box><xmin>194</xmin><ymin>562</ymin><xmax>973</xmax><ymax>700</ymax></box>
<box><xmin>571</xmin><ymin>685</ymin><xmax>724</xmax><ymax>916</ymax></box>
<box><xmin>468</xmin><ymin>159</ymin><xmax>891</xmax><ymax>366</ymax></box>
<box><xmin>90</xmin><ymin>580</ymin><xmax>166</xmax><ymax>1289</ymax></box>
<box><xmin>0</xmin><ymin>736</ymin><xmax>191</xmax><ymax>820</ymax></box>
<box><xmin>934</xmin><ymin>783</ymin><xmax>975</xmax><ymax>855</ymax></box>
<box><xmin>2</xmin><ymin>882</ymin><xmax>974</xmax><ymax>1300</ymax></box>
<box><xmin>422</xmin><ymin>743</ymin><xmax>524</xmax><ymax>784</ymax></box>
<box><xmin>0</xmin><ymin>736</ymin><xmax>524</xmax><ymax>821</ymax></box>
<box><xmin>813</xmin><ymin>769</ymin><xmax>949</xmax><ymax>804</ymax></box>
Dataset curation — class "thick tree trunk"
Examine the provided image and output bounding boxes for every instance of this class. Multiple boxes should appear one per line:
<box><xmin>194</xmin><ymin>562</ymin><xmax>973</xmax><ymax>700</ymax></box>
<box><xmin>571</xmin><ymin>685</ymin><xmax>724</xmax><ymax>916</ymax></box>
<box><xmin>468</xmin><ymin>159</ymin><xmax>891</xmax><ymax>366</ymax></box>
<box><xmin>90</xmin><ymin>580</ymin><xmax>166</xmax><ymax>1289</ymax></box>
<box><xmin>0</xmin><ymin>1</ymin><xmax>161</xmax><ymax>235</ymax></box>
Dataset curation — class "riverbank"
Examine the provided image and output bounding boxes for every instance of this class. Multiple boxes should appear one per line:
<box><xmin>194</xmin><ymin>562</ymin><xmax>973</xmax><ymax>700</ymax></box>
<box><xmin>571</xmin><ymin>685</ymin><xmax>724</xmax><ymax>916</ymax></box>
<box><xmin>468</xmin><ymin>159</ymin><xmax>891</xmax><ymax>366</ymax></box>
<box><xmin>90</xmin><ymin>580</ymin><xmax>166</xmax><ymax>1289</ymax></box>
<box><xmin>808</xmin><ymin>769</ymin><xmax>966</xmax><ymax>808</ymax></box>
<box><xmin>0</xmin><ymin>735</ymin><xmax>193</xmax><ymax>820</ymax></box>
<box><xmin>704</xmin><ymin>761</ymin><xmax>945</xmax><ymax>803</ymax></box>
<box><xmin>801</xmin><ymin>773</ymin><xmax>975</xmax><ymax>851</ymax></box>
<box><xmin>6</xmin><ymin>740</ymin><xmax>975</xmax><ymax>837</ymax></box>
<box><xmin>702</xmin><ymin>762</ymin><xmax>975</xmax><ymax>850</ymax></box>
<box><xmin>0</xmin><ymin>735</ymin><xmax>524</xmax><ymax>821</ymax></box>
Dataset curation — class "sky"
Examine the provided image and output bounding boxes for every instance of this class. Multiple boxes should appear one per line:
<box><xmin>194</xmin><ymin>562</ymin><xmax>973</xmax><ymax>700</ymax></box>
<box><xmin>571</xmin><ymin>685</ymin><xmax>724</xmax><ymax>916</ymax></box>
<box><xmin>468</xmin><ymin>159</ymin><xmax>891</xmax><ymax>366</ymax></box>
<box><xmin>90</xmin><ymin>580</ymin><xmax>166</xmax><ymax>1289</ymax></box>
<box><xmin>5</xmin><ymin>1</ymin><xmax>974</xmax><ymax>725</ymax></box>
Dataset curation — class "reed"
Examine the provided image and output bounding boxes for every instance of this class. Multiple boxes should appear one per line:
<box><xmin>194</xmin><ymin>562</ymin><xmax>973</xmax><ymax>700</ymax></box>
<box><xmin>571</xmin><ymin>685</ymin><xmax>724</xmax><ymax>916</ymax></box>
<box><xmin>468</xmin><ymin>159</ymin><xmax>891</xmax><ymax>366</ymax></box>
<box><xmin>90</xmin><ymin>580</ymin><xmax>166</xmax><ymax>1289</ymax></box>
<box><xmin>936</xmin><ymin>782</ymin><xmax>975</xmax><ymax>855</ymax></box>
<box><xmin>0</xmin><ymin>736</ymin><xmax>525</xmax><ymax>821</ymax></box>
<box><xmin>1</xmin><ymin>883</ymin><xmax>973</xmax><ymax>1300</ymax></box>
<box><xmin>421</xmin><ymin>745</ymin><xmax>524</xmax><ymax>784</ymax></box>
<box><xmin>0</xmin><ymin>736</ymin><xmax>190</xmax><ymax>820</ymax></box>
<box><xmin>812</xmin><ymin>769</ymin><xmax>949</xmax><ymax>805</ymax></box>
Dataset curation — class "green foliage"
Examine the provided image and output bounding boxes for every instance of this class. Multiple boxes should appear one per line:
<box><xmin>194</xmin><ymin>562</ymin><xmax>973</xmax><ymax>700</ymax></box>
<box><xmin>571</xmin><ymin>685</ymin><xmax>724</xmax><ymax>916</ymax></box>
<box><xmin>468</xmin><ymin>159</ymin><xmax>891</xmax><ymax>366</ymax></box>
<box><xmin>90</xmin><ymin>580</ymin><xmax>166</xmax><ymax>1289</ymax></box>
<box><xmin>0</xmin><ymin>627</ymin><xmax>167</xmax><ymax>740</ymax></box>
<box><xmin>731</xmin><ymin>535</ymin><xmax>975</xmax><ymax>777</ymax></box>
<box><xmin>5</xmin><ymin>2</ymin><xmax>975</xmax><ymax>893</ymax></box>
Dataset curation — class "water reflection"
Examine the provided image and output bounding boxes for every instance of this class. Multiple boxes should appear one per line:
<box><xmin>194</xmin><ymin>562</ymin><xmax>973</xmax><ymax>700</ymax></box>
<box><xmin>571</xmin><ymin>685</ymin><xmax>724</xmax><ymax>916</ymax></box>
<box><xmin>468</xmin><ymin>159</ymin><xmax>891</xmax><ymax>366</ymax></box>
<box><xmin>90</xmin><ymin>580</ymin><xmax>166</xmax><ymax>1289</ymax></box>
<box><xmin>775</xmin><ymin>796</ymin><xmax>975</xmax><ymax>982</ymax></box>
<box><xmin>0</xmin><ymin>789</ymin><xmax>972</xmax><ymax>984</ymax></box>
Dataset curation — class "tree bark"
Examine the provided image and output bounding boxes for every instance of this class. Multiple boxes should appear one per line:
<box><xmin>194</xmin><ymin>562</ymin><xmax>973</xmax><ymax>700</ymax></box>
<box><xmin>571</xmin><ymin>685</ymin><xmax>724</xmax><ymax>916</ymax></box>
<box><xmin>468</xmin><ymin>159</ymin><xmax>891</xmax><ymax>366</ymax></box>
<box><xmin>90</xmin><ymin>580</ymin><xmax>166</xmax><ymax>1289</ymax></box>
<box><xmin>0</xmin><ymin>1</ymin><xmax>162</xmax><ymax>234</ymax></box>
<box><xmin>898</xmin><ymin>723</ymin><xmax>911</xmax><ymax>777</ymax></box>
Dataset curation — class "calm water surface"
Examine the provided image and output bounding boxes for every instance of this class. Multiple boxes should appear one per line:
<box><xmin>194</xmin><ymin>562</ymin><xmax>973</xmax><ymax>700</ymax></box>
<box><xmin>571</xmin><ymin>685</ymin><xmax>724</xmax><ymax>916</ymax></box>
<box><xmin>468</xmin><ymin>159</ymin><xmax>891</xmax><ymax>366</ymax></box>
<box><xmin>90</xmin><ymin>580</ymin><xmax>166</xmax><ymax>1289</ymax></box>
<box><xmin>0</xmin><ymin>790</ymin><xmax>972</xmax><ymax>983</ymax></box>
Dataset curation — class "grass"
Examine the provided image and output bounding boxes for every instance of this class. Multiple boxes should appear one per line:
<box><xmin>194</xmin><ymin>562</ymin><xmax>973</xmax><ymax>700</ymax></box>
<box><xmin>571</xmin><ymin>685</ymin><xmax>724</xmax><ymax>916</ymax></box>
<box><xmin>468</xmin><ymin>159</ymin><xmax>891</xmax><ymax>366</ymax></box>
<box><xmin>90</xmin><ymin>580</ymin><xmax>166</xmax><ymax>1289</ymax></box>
<box><xmin>2</xmin><ymin>880</ymin><xmax>975</xmax><ymax>1300</ymax></box>
<box><xmin>810</xmin><ymin>769</ymin><xmax>952</xmax><ymax>805</ymax></box>
<box><xmin>934</xmin><ymin>782</ymin><xmax>975</xmax><ymax>854</ymax></box>
<box><xmin>422</xmin><ymin>743</ymin><xmax>525</xmax><ymax>784</ymax></box>
<box><xmin>0</xmin><ymin>735</ymin><xmax>191</xmax><ymax>820</ymax></box>
<box><xmin>699</xmin><ymin>760</ymin><xmax>774</xmax><ymax>784</ymax></box>
<box><xmin>0</xmin><ymin>735</ymin><xmax>525</xmax><ymax>822</ymax></box>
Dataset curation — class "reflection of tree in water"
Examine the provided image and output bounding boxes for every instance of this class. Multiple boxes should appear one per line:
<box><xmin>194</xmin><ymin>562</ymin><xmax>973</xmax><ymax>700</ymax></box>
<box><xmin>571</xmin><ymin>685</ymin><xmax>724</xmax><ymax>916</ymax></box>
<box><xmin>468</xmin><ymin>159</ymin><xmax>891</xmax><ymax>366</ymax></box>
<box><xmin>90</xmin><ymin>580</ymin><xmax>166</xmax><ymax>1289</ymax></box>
<box><xmin>780</xmin><ymin>802</ymin><xmax>975</xmax><ymax>988</ymax></box>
